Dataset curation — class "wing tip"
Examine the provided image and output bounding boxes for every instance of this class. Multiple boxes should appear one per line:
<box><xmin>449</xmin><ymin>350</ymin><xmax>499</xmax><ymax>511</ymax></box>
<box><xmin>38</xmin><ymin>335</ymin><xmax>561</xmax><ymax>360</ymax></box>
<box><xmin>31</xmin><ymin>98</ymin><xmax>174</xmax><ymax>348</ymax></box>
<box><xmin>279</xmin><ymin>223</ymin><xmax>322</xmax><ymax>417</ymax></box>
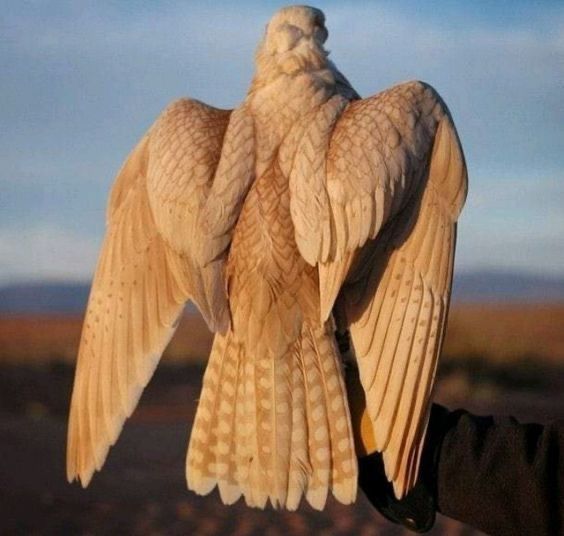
<box><xmin>66</xmin><ymin>467</ymin><xmax>76</xmax><ymax>485</ymax></box>
<box><xmin>392</xmin><ymin>478</ymin><xmax>408</xmax><ymax>500</ymax></box>
<box><xmin>66</xmin><ymin>467</ymin><xmax>95</xmax><ymax>488</ymax></box>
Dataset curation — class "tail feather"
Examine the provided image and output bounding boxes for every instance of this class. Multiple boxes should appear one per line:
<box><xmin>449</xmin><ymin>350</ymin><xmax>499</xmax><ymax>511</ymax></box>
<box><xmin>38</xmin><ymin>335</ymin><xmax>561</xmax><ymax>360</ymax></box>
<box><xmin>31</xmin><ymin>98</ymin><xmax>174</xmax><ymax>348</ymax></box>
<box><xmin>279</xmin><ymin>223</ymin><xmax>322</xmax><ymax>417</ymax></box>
<box><xmin>233</xmin><ymin>341</ymin><xmax>251</xmax><ymax>500</ymax></box>
<box><xmin>186</xmin><ymin>334</ymin><xmax>225</xmax><ymax>495</ymax></box>
<box><xmin>286</xmin><ymin>341</ymin><xmax>312</xmax><ymax>510</ymax></box>
<box><xmin>215</xmin><ymin>336</ymin><xmax>241</xmax><ymax>504</ymax></box>
<box><xmin>186</xmin><ymin>325</ymin><xmax>357</xmax><ymax>509</ymax></box>
<box><xmin>311</xmin><ymin>326</ymin><xmax>357</xmax><ymax>504</ymax></box>
<box><xmin>300</xmin><ymin>329</ymin><xmax>331</xmax><ymax>509</ymax></box>
<box><xmin>245</xmin><ymin>355</ymin><xmax>268</xmax><ymax>508</ymax></box>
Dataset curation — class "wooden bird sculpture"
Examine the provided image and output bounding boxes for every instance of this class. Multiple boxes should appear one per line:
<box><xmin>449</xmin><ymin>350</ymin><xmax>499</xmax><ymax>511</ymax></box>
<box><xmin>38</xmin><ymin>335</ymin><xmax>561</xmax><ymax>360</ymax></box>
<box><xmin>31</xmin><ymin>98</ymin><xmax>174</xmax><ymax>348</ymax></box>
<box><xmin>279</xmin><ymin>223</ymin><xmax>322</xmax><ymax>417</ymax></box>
<box><xmin>67</xmin><ymin>5</ymin><xmax>467</xmax><ymax>510</ymax></box>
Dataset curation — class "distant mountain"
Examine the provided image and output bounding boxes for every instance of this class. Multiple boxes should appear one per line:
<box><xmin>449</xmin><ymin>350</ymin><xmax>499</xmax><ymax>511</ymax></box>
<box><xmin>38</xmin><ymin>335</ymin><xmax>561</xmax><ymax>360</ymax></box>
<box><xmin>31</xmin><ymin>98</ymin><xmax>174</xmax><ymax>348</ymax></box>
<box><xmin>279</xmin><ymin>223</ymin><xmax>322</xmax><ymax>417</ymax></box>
<box><xmin>452</xmin><ymin>271</ymin><xmax>564</xmax><ymax>302</ymax></box>
<box><xmin>0</xmin><ymin>282</ymin><xmax>195</xmax><ymax>314</ymax></box>
<box><xmin>1</xmin><ymin>271</ymin><xmax>563</xmax><ymax>314</ymax></box>
<box><xmin>0</xmin><ymin>282</ymin><xmax>90</xmax><ymax>314</ymax></box>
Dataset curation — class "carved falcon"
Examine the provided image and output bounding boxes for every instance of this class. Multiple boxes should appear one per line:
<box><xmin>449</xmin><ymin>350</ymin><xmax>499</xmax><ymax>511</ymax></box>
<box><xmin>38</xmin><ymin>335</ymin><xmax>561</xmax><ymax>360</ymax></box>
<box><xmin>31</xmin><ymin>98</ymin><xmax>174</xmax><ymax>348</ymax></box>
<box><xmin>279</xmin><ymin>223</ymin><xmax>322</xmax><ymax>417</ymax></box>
<box><xmin>67</xmin><ymin>5</ymin><xmax>467</xmax><ymax>510</ymax></box>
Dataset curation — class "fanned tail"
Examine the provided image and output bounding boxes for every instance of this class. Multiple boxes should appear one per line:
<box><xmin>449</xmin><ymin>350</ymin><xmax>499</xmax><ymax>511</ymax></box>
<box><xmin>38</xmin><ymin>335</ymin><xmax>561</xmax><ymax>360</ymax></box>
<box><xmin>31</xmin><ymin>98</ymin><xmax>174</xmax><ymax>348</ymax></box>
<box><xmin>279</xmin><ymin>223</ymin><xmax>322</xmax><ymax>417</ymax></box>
<box><xmin>186</xmin><ymin>325</ymin><xmax>357</xmax><ymax>510</ymax></box>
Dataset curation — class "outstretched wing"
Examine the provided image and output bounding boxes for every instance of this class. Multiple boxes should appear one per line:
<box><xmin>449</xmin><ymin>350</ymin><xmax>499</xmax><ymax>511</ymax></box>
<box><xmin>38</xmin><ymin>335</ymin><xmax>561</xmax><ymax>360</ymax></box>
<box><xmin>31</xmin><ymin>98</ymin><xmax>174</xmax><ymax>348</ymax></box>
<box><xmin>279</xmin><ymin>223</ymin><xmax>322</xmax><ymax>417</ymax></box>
<box><xmin>289</xmin><ymin>81</ymin><xmax>467</xmax><ymax>497</ymax></box>
<box><xmin>67</xmin><ymin>99</ymin><xmax>255</xmax><ymax>486</ymax></box>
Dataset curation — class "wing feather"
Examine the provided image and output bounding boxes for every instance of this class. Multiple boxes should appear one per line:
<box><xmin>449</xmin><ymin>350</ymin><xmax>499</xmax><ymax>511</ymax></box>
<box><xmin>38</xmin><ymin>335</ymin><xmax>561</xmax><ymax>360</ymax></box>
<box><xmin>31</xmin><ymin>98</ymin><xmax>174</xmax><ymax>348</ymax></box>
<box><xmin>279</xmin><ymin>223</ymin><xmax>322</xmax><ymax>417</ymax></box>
<box><xmin>348</xmin><ymin>105</ymin><xmax>466</xmax><ymax>497</ymax></box>
<box><xmin>67</xmin><ymin>99</ymin><xmax>239</xmax><ymax>486</ymax></box>
<box><xmin>290</xmin><ymin>81</ymin><xmax>467</xmax><ymax>498</ymax></box>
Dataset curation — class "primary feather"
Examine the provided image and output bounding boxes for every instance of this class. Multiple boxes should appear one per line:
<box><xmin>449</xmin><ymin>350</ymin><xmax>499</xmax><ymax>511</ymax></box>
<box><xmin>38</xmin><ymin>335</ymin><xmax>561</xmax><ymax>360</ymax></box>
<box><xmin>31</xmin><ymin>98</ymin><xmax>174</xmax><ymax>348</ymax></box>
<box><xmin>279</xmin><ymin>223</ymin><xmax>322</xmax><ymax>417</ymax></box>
<box><xmin>67</xmin><ymin>5</ymin><xmax>467</xmax><ymax>508</ymax></box>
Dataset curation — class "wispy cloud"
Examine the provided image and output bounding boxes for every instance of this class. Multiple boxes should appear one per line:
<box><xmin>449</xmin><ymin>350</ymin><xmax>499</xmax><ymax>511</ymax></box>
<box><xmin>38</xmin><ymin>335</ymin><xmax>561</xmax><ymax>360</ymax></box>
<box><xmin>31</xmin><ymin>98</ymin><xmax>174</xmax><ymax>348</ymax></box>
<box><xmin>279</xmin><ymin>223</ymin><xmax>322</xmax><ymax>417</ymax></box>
<box><xmin>0</xmin><ymin>226</ymin><xmax>99</xmax><ymax>284</ymax></box>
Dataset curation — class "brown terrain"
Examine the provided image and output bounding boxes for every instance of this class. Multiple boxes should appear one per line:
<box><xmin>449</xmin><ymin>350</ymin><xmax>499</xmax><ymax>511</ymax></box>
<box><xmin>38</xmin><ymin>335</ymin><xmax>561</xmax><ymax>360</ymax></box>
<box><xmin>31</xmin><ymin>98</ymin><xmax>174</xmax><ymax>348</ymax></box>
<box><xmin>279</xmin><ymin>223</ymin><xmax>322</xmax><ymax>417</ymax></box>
<box><xmin>1</xmin><ymin>303</ymin><xmax>563</xmax><ymax>534</ymax></box>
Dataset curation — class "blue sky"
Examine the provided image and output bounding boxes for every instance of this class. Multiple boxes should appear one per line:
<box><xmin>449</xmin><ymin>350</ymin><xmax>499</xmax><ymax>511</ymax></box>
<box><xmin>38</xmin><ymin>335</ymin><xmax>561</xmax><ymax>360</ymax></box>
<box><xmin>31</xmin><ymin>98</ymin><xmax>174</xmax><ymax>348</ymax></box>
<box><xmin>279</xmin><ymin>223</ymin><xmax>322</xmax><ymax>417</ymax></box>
<box><xmin>1</xmin><ymin>0</ymin><xmax>563</xmax><ymax>283</ymax></box>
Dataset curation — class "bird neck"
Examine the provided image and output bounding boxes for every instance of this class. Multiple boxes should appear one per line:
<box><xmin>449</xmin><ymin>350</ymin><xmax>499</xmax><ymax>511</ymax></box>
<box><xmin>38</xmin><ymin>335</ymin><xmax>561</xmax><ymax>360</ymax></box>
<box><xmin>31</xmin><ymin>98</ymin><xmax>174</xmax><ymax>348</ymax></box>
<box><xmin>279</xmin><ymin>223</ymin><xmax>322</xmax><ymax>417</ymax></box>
<box><xmin>251</xmin><ymin>33</ymin><xmax>330</xmax><ymax>84</ymax></box>
<box><xmin>244</xmin><ymin>69</ymin><xmax>335</xmax><ymax>175</ymax></box>
<box><xmin>244</xmin><ymin>42</ymin><xmax>351</xmax><ymax>175</ymax></box>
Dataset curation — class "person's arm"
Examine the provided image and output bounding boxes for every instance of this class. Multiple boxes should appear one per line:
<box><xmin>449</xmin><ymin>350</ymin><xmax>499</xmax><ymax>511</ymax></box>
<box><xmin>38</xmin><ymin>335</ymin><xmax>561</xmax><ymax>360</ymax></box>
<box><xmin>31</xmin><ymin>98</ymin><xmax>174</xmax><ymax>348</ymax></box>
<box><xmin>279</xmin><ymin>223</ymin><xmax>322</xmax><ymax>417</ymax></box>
<box><xmin>359</xmin><ymin>404</ymin><xmax>564</xmax><ymax>535</ymax></box>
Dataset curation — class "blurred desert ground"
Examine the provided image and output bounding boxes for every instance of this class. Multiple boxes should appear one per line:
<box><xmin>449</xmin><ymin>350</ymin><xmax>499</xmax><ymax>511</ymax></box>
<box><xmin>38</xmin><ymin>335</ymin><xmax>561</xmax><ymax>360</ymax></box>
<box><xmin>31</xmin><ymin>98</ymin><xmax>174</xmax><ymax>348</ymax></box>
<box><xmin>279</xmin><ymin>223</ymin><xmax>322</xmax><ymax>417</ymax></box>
<box><xmin>0</xmin><ymin>303</ymin><xmax>563</xmax><ymax>535</ymax></box>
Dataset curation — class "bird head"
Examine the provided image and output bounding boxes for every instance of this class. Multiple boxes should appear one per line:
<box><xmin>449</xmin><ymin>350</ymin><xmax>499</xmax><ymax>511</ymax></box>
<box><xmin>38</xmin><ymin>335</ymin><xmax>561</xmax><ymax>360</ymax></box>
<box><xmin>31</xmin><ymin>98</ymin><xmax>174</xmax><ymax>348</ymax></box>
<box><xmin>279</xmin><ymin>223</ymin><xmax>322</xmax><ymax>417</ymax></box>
<box><xmin>254</xmin><ymin>6</ymin><xmax>331</xmax><ymax>83</ymax></box>
<box><xmin>263</xmin><ymin>5</ymin><xmax>328</xmax><ymax>55</ymax></box>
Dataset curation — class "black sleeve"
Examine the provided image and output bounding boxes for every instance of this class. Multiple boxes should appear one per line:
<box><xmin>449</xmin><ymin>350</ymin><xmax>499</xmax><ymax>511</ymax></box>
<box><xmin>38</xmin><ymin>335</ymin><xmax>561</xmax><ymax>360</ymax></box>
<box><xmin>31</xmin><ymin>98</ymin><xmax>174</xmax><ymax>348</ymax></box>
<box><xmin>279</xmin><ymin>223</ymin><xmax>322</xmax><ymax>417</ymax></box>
<box><xmin>358</xmin><ymin>404</ymin><xmax>564</xmax><ymax>535</ymax></box>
